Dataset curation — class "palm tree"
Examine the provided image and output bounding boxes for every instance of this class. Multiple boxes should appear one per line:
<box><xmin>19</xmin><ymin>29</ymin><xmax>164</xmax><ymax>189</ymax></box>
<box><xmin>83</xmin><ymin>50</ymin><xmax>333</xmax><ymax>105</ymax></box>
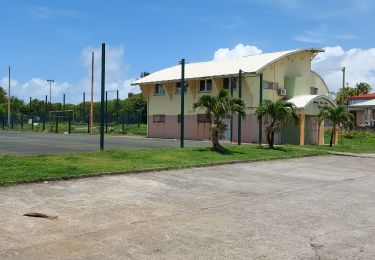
<box><xmin>318</xmin><ymin>105</ymin><xmax>352</xmax><ymax>147</ymax></box>
<box><xmin>256</xmin><ymin>99</ymin><xmax>299</xmax><ymax>149</ymax></box>
<box><xmin>193</xmin><ymin>90</ymin><xmax>246</xmax><ymax>152</ymax></box>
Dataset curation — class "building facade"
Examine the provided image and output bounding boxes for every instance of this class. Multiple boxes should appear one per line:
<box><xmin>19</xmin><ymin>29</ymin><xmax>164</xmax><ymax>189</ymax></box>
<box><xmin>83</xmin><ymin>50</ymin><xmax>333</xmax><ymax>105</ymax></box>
<box><xmin>349</xmin><ymin>93</ymin><xmax>375</xmax><ymax>127</ymax></box>
<box><xmin>132</xmin><ymin>49</ymin><xmax>335</xmax><ymax>145</ymax></box>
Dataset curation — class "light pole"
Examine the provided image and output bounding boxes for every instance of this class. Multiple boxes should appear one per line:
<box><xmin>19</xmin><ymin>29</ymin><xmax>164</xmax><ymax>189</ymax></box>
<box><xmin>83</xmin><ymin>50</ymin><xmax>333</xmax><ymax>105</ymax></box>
<box><xmin>47</xmin><ymin>79</ymin><xmax>54</xmax><ymax>104</ymax></box>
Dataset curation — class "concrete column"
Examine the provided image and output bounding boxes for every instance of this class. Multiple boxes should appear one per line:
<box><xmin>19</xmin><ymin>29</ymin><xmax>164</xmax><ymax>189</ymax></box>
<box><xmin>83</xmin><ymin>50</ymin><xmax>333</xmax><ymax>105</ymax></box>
<box><xmin>334</xmin><ymin>124</ymin><xmax>339</xmax><ymax>145</ymax></box>
<box><xmin>318</xmin><ymin>120</ymin><xmax>324</xmax><ymax>146</ymax></box>
<box><xmin>299</xmin><ymin>112</ymin><xmax>305</xmax><ymax>146</ymax></box>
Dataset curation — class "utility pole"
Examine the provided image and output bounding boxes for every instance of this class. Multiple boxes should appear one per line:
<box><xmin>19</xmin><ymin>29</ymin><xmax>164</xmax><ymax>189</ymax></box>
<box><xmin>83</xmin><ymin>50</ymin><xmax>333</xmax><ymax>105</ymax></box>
<box><xmin>342</xmin><ymin>67</ymin><xmax>346</xmax><ymax>105</ymax></box>
<box><xmin>47</xmin><ymin>79</ymin><xmax>54</xmax><ymax>104</ymax></box>
<box><xmin>100</xmin><ymin>43</ymin><xmax>105</xmax><ymax>151</ymax></box>
<box><xmin>7</xmin><ymin>66</ymin><xmax>11</xmax><ymax>127</ymax></box>
<box><xmin>180</xmin><ymin>59</ymin><xmax>185</xmax><ymax>148</ymax></box>
<box><xmin>90</xmin><ymin>52</ymin><xmax>94</xmax><ymax>134</ymax></box>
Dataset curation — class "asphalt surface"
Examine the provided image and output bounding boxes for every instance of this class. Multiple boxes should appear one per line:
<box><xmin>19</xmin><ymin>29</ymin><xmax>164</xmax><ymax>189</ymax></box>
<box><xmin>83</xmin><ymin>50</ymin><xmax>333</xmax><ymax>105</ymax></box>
<box><xmin>1</xmin><ymin>154</ymin><xmax>375</xmax><ymax>259</ymax></box>
<box><xmin>0</xmin><ymin>131</ymin><xmax>210</xmax><ymax>155</ymax></box>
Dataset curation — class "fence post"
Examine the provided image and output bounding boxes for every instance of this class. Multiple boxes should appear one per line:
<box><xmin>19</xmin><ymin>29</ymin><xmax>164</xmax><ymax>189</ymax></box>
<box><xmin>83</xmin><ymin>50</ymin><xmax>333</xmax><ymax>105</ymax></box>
<box><xmin>31</xmin><ymin>116</ymin><xmax>34</xmax><ymax>131</ymax></box>
<box><xmin>138</xmin><ymin>109</ymin><xmax>141</xmax><ymax>127</ymax></box>
<box><xmin>55</xmin><ymin>118</ymin><xmax>58</xmax><ymax>133</ymax></box>
<box><xmin>122</xmin><ymin>112</ymin><xmax>125</xmax><ymax>132</ymax></box>
<box><xmin>11</xmin><ymin>114</ymin><xmax>14</xmax><ymax>129</ymax></box>
<box><xmin>68</xmin><ymin>113</ymin><xmax>71</xmax><ymax>134</ymax></box>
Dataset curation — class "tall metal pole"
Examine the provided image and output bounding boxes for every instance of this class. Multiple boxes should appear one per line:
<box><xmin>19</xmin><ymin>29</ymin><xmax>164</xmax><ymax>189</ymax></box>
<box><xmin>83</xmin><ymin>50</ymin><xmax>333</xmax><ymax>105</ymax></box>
<box><xmin>342</xmin><ymin>67</ymin><xmax>346</xmax><ymax>105</ymax></box>
<box><xmin>230</xmin><ymin>77</ymin><xmax>234</xmax><ymax>143</ymax></box>
<box><xmin>29</xmin><ymin>97</ymin><xmax>32</xmax><ymax>119</ymax></box>
<box><xmin>63</xmin><ymin>93</ymin><xmax>66</xmax><ymax>112</ymax></box>
<box><xmin>47</xmin><ymin>79</ymin><xmax>54</xmax><ymax>104</ymax></box>
<box><xmin>105</xmin><ymin>91</ymin><xmax>108</xmax><ymax>133</ymax></box>
<box><xmin>258</xmin><ymin>73</ymin><xmax>263</xmax><ymax>145</ymax></box>
<box><xmin>7</xmin><ymin>66</ymin><xmax>11</xmax><ymax>127</ymax></box>
<box><xmin>100</xmin><ymin>43</ymin><xmax>105</xmax><ymax>151</ymax></box>
<box><xmin>238</xmin><ymin>70</ymin><xmax>242</xmax><ymax>145</ymax></box>
<box><xmin>43</xmin><ymin>94</ymin><xmax>47</xmax><ymax>131</ymax></box>
<box><xmin>83</xmin><ymin>92</ymin><xmax>86</xmax><ymax>122</ymax></box>
<box><xmin>116</xmin><ymin>89</ymin><xmax>119</xmax><ymax>124</ymax></box>
<box><xmin>180</xmin><ymin>59</ymin><xmax>185</xmax><ymax>148</ymax></box>
<box><xmin>90</xmin><ymin>51</ymin><xmax>94</xmax><ymax>134</ymax></box>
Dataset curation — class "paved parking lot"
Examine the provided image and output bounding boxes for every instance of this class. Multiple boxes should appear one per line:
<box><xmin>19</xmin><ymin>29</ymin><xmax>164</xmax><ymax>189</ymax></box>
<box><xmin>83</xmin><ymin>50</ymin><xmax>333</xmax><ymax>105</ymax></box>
<box><xmin>1</xmin><ymin>154</ymin><xmax>375</xmax><ymax>259</ymax></box>
<box><xmin>0</xmin><ymin>131</ymin><xmax>210</xmax><ymax>155</ymax></box>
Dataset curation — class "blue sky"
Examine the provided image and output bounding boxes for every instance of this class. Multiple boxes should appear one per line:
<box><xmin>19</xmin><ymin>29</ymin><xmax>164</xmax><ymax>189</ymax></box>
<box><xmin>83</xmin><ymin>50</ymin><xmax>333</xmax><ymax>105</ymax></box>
<box><xmin>0</xmin><ymin>0</ymin><xmax>374</xmax><ymax>103</ymax></box>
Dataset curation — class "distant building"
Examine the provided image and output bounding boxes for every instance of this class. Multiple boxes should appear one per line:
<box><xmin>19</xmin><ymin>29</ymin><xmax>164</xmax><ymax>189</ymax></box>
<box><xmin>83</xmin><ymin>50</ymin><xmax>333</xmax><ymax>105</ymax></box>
<box><xmin>132</xmin><ymin>48</ymin><xmax>335</xmax><ymax>145</ymax></box>
<box><xmin>348</xmin><ymin>93</ymin><xmax>375</xmax><ymax>126</ymax></box>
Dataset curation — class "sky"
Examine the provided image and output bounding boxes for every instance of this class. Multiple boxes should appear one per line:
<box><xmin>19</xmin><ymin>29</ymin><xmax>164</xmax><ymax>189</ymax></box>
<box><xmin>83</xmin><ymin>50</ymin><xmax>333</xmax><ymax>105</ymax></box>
<box><xmin>0</xmin><ymin>0</ymin><xmax>374</xmax><ymax>103</ymax></box>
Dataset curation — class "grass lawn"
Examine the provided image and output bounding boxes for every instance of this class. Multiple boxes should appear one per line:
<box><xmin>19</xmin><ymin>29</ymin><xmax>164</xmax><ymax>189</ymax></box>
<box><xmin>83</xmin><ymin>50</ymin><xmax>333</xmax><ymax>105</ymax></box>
<box><xmin>308</xmin><ymin>130</ymin><xmax>375</xmax><ymax>153</ymax></box>
<box><xmin>0</xmin><ymin>145</ymin><xmax>327</xmax><ymax>186</ymax></box>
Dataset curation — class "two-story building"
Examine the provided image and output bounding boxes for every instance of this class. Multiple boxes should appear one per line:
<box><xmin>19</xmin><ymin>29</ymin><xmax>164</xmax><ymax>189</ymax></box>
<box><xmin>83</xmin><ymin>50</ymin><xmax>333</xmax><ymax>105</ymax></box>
<box><xmin>131</xmin><ymin>48</ymin><xmax>335</xmax><ymax>145</ymax></box>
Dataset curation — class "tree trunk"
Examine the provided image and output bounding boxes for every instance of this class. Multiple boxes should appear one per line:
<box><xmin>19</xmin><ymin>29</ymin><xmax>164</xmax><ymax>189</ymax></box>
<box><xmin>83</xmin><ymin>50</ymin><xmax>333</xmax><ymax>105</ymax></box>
<box><xmin>270</xmin><ymin>131</ymin><xmax>275</xmax><ymax>149</ymax></box>
<box><xmin>329</xmin><ymin>123</ymin><xmax>335</xmax><ymax>147</ymax></box>
<box><xmin>266</xmin><ymin>131</ymin><xmax>271</xmax><ymax>148</ymax></box>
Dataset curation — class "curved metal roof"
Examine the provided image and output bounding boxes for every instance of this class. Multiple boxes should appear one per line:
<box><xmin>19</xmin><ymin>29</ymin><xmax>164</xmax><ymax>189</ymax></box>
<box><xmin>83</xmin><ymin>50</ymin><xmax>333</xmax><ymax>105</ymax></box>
<box><xmin>131</xmin><ymin>48</ymin><xmax>323</xmax><ymax>85</ymax></box>
<box><xmin>288</xmin><ymin>95</ymin><xmax>336</xmax><ymax>110</ymax></box>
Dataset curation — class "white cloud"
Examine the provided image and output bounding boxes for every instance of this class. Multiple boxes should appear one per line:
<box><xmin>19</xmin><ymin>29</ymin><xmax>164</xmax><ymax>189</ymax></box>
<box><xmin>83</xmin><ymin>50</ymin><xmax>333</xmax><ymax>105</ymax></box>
<box><xmin>213</xmin><ymin>44</ymin><xmax>263</xmax><ymax>61</ymax></box>
<box><xmin>312</xmin><ymin>46</ymin><xmax>375</xmax><ymax>92</ymax></box>
<box><xmin>29</xmin><ymin>6</ymin><xmax>80</xmax><ymax>19</ymax></box>
<box><xmin>0</xmin><ymin>45</ymin><xmax>139</xmax><ymax>104</ymax></box>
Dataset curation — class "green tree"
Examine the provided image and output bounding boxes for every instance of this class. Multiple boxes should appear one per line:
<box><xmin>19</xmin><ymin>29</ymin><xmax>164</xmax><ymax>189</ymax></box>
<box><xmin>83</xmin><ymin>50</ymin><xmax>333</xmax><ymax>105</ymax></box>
<box><xmin>318</xmin><ymin>105</ymin><xmax>352</xmax><ymax>147</ymax></box>
<box><xmin>335</xmin><ymin>82</ymin><xmax>372</xmax><ymax>105</ymax></box>
<box><xmin>356</xmin><ymin>82</ymin><xmax>372</xmax><ymax>94</ymax></box>
<box><xmin>256</xmin><ymin>99</ymin><xmax>299</xmax><ymax>149</ymax></box>
<box><xmin>193</xmin><ymin>90</ymin><xmax>246</xmax><ymax>152</ymax></box>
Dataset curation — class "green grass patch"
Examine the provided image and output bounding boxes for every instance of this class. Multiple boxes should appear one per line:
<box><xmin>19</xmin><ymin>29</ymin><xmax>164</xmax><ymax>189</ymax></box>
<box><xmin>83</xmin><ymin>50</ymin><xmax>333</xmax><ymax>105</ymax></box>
<box><xmin>309</xmin><ymin>130</ymin><xmax>375</xmax><ymax>153</ymax></box>
<box><xmin>0</xmin><ymin>145</ymin><xmax>327</xmax><ymax>186</ymax></box>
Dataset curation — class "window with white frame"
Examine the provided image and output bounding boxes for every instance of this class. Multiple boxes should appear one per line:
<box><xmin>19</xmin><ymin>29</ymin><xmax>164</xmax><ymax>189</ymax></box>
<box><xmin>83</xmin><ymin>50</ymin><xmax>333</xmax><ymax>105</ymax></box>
<box><xmin>154</xmin><ymin>83</ymin><xmax>165</xmax><ymax>96</ymax></box>
<box><xmin>175</xmin><ymin>82</ymin><xmax>187</xmax><ymax>94</ymax></box>
<box><xmin>199</xmin><ymin>79</ymin><xmax>212</xmax><ymax>92</ymax></box>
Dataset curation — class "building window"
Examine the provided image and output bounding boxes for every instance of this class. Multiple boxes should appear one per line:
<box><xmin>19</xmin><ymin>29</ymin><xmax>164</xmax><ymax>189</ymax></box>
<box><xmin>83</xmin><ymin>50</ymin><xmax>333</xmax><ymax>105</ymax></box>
<box><xmin>175</xmin><ymin>82</ymin><xmax>187</xmax><ymax>95</ymax></box>
<box><xmin>263</xmin><ymin>81</ymin><xmax>277</xmax><ymax>90</ymax></box>
<box><xmin>153</xmin><ymin>114</ymin><xmax>165</xmax><ymax>122</ymax></box>
<box><xmin>197</xmin><ymin>114</ymin><xmax>211</xmax><ymax>123</ymax></box>
<box><xmin>223</xmin><ymin>77</ymin><xmax>237</xmax><ymax>90</ymax></box>
<box><xmin>310</xmin><ymin>87</ymin><xmax>318</xmax><ymax>95</ymax></box>
<box><xmin>154</xmin><ymin>84</ymin><xmax>165</xmax><ymax>96</ymax></box>
<box><xmin>199</xmin><ymin>79</ymin><xmax>212</xmax><ymax>92</ymax></box>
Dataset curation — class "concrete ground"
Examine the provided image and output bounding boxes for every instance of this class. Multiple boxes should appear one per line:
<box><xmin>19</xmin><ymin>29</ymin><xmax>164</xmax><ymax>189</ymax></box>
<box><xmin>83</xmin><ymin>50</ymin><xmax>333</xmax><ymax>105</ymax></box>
<box><xmin>0</xmin><ymin>131</ymin><xmax>209</xmax><ymax>155</ymax></box>
<box><xmin>1</xmin><ymin>154</ymin><xmax>375</xmax><ymax>259</ymax></box>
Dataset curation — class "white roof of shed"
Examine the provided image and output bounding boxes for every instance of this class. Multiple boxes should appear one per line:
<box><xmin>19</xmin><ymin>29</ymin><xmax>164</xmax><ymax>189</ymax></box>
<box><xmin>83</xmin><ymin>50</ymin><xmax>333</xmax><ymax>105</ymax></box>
<box><xmin>288</xmin><ymin>95</ymin><xmax>336</xmax><ymax>109</ymax></box>
<box><xmin>132</xmin><ymin>48</ymin><xmax>323</xmax><ymax>85</ymax></box>
<box><xmin>349</xmin><ymin>99</ymin><xmax>375</xmax><ymax>108</ymax></box>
